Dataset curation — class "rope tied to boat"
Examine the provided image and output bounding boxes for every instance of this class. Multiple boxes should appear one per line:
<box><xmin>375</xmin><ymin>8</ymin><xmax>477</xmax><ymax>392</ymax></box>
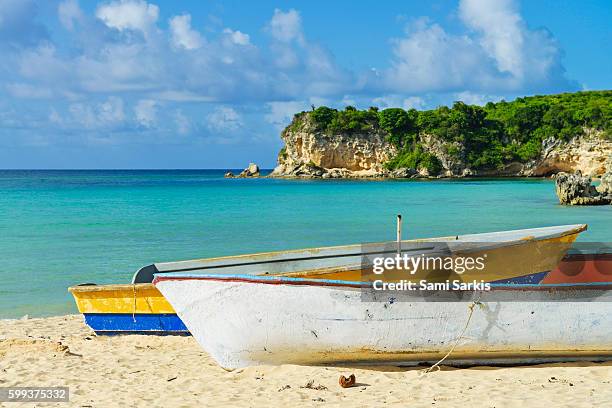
<box><xmin>421</xmin><ymin>298</ymin><xmax>482</xmax><ymax>374</ymax></box>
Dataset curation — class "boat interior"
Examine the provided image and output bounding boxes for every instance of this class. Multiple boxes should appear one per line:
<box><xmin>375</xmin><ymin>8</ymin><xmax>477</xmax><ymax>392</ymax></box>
<box><xmin>131</xmin><ymin>224</ymin><xmax>586</xmax><ymax>284</ymax></box>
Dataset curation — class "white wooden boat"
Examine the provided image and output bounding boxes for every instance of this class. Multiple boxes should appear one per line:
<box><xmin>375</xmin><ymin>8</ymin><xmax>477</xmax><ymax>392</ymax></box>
<box><xmin>152</xmin><ymin>224</ymin><xmax>612</xmax><ymax>369</ymax></box>
<box><xmin>154</xmin><ymin>274</ymin><xmax>612</xmax><ymax>369</ymax></box>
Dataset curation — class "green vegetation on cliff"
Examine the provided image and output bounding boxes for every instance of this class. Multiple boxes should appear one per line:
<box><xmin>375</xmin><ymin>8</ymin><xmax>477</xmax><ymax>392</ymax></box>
<box><xmin>298</xmin><ymin>90</ymin><xmax>612</xmax><ymax>172</ymax></box>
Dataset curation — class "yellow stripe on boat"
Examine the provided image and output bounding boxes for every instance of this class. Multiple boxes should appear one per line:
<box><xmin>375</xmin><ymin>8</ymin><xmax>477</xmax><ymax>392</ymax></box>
<box><xmin>68</xmin><ymin>283</ymin><xmax>175</xmax><ymax>314</ymax></box>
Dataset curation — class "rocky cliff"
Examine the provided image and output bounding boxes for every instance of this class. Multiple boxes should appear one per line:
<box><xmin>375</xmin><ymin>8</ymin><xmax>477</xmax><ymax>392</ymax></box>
<box><xmin>521</xmin><ymin>129</ymin><xmax>612</xmax><ymax>177</ymax></box>
<box><xmin>270</xmin><ymin>114</ymin><xmax>398</xmax><ymax>178</ymax></box>
<box><xmin>271</xmin><ymin>113</ymin><xmax>611</xmax><ymax>179</ymax></box>
<box><xmin>425</xmin><ymin>130</ymin><xmax>612</xmax><ymax>178</ymax></box>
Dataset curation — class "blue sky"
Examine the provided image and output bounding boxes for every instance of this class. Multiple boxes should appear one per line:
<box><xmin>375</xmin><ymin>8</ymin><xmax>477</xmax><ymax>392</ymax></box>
<box><xmin>0</xmin><ymin>0</ymin><xmax>610</xmax><ymax>169</ymax></box>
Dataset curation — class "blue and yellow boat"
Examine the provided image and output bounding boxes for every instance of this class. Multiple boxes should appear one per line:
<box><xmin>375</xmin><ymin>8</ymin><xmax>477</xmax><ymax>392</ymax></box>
<box><xmin>69</xmin><ymin>283</ymin><xmax>188</xmax><ymax>334</ymax></box>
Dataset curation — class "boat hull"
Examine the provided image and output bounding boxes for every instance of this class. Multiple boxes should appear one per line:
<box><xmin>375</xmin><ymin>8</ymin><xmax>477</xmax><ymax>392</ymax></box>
<box><xmin>155</xmin><ymin>275</ymin><xmax>612</xmax><ymax>369</ymax></box>
<box><xmin>69</xmin><ymin>284</ymin><xmax>188</xmax><ymax>335</ymax></box>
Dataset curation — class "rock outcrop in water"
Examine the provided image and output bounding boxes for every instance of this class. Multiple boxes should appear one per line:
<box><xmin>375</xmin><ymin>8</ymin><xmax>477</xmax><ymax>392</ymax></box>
<box><xmin>554</xmin><ymin>171</ymin><xmax>612</xmax><ymax>205</ymax></box>
<box><xmin>238</xmin><ymin>163</ymin><xmax>260</xmax><ymax>178</ymax></box>
<box><xmin>225</xmin><ymin>163</ymin><xmax>261</xmax><ymax>178</ymax></box>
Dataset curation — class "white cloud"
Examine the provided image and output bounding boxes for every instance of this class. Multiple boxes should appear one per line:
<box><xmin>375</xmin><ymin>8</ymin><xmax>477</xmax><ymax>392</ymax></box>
<box><xmin>58</xmin><ymin>0</ymin><xmax>83</xmax><ymax>30</ymax></box>
<box><xmin>341</xmin><ymin>95</ymin><xmax>356</xmax><ymax>107</ymax></box>
<box><xmin>18</xmin><ymin>45</ymin><xmax>71</xmax><ymax>82</ymax></box>
<box><xmin>270</xmin><ymin>44</ymin><xmax>299</xmax><ymax>69</ymax></box>
<box><xmin>96</xmin><ymin>0</ymin><xmax>159</xmax><ymax>34</ymax></box>
<box><xmin>223</xmin><ymin>28</ymin><xmax>250</xmax><ymax>46</ymax></box>
<box><xmin>207</xmin><ymin>106</ymin><xmax>242</xmax><ymax>132</ymax></box>
<box><xmin>75</xmin><ymin>43</ymin><xmax>163</xmax><ymax>92</ymax></box>
<box><xmin>266</xmin><ymin>9</ymin><xmax>305</xmax><ymax>70</ymax></box>
<box><xmin>305</xmin><ymin>44</ymin><xmax>337</xmax><ymax>77</ymax></box>
<box><xmin>372</xmin><ymin>94</ymin><xmax>426</xmax><ymax>110</ymax></box>
<box><xmin>267</xmin><ymin>9</ymin><xmax>304</xmax><ymax>44</ymax></box>
<box><xmin>454</xmin><ymin>91</ymin><xmax>501</xmax><ymax>106</ymax></box>
<box><xmin>174</xmin><ymin>110</ymin><xmax>191</xmax><ymax>135</ymax></box>
<box><xmin>134</xmin><ymin>99</ymin><xmax>158</xmax><ymax>127</ymax></box>
<box><xmin>385</xmin><ymin>18</ymin><xmax>492</xmax><ymax>93</ymax></box>
<box><xmin>383</xmin><ymin>0</ymin><xmax>573</xmax><ymax>94</ymax></box>
<box><xmin>309</xmin><ymin>96</ymin><xmax>331</xmax><ymax>107</ymax></box>
<box><xmin>99</xmin><ymin>96</ymin><xmax>125</xmax><ymax>123</ymax></box>
<box><xmin>8</xmin><ymin>5</ymin><xmax>352</xmax><ymax>108</ymax></box>
<box><xmin>266</xmin><ymin>9</ymin><xmax>349</xmax><ymax>94</ymax></box>
<box><xmin>68</xmin><ymin>96</ymin><xmax>125</xmax><ymax>129</ymax></box>
<box><xmin>68</xmin><ymin>103</ymin><xmax>97</xmax><ymax>128</ymax></box>
<box><xmin>265</xmin><ymin>101</ymin><xmax>307</xmax><ymax>128</ymax></box>
<box><xmin>169</xmin><ymin>14</ymin><xmax>204</xmax><ymax>50</ymax></box>
<box><xmin>402</xmin><ymin>96</ymin><xmax>426</xmax><ymax>110</ymax></box>
<box><xmin>152</xmin><ymin>91</ymin><xmax>215</xmax><ymax>102</ymax></box>
<box><xmin>459</xmin><ymin>0</ymin><xmax>523</xmax><ymax>77</ymax></box>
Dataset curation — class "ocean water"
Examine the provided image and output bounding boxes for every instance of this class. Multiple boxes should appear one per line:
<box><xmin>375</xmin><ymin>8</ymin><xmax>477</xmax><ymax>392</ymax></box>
<box><xmin>0</xmin><ymin>170</ymin><xmax>610</xmax><ymax>318</ymax></box>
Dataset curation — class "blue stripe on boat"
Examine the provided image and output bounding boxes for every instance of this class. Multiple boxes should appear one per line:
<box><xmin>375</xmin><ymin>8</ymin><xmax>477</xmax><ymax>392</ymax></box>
<box><xmin>84</xmin><ymin>313</ymin><xmax>189</xmax><ymax>334</ymax></box>
<box><xmin>491</xmin><ymin>271</ymin><xmax>549</xmax><ymax>285</ymax></box>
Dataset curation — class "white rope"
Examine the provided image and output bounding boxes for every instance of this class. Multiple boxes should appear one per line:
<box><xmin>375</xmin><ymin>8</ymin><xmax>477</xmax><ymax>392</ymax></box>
<box><xmin>421</xmin><ymin>299</ymin><xmax>482</xmax><ymax>374</ymax></box>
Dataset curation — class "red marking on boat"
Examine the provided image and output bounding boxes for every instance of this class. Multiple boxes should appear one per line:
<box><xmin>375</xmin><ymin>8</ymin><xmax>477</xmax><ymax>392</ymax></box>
<box><xmin>543</xmin><ymin>253</ymin><xmax>612</xmax><ymax>284</ymax></box>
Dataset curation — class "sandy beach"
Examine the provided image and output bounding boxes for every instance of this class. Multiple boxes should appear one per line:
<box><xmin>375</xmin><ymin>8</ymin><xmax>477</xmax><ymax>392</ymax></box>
<box><xmin>0</xmin><ymin>315</ymin><xmax>609</xmax><ymax>407</ymax></box>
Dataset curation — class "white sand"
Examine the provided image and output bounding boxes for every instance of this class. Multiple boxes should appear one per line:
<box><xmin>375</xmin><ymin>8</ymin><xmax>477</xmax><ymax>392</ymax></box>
<box><xmin>1</xmin><ymin>315</ymin><xmax>610</xmax><ymax>407</ymax></box>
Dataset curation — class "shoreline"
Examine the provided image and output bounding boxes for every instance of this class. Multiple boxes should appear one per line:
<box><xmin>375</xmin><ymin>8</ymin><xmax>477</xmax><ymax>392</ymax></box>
<box><xmin>1</xmin><ymin>315</ymin><xmax>611</xmax><ymax>407</ymax></box>
<box><xmin>265</xmin><ymin>173</ymin><xmax>558</xmax><ymax>180</ymax></box>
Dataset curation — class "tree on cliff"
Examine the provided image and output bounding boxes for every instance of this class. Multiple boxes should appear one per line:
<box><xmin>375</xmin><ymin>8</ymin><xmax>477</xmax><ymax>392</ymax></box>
<box><xmin>303</xmin><ymin>90</ymin><xmax>611</xmax><ymax>172</ymax></box>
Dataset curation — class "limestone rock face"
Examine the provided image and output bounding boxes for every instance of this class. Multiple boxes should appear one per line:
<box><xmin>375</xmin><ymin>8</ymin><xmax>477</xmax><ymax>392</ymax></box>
<box><xmin>525</xmin><ymin>130</ymin><xmax>612</xmax><ymax>177</ymax></box>
<box><xmin>271</xmin><ymin>116</ymin><xmax>396</xmax><ymax>178</ymax></box>
<box><xmin>224</xmin><ymin>171</ymin><xmax>234</xmax><ymax>178</ymax></box>
<box><xmin>554</xmin><ymin>171</ymin><xmax>611</xmax><ymax>205</ymax></box>
<box><xmin>420</xmin><ymin>134</ymin><xmax>466</xmax><ymax>177</ymax></box>
<box><xmin>421</xmin><ymin>130</ymin><xmax>612</xmax><ymax>178</ymax></box>
<box><xmin>271</xmin><ymin>111</ymin><xmax>611</xmax><ymax>179</ymax></box>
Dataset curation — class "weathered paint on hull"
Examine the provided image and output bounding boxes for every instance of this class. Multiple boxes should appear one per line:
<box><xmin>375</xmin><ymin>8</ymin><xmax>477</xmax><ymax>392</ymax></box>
<box><xmin>154</xmin><ymin>275</ymin><xmax>612</xmax><ymax>369</ymax></box>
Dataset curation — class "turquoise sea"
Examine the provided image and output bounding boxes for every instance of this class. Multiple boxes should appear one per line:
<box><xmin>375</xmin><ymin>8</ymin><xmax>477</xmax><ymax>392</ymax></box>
<box><xmin>0</xmin><ymin>170</ymin><xmax>610</xmax><ymax>318</ymax></box>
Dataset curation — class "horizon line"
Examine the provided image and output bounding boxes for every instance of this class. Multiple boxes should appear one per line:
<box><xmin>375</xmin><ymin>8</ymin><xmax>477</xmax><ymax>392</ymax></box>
<box><xmin>0</xmin><ymin>168</ymin><xmax>275</xmax><ymax>171</ymax></box>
